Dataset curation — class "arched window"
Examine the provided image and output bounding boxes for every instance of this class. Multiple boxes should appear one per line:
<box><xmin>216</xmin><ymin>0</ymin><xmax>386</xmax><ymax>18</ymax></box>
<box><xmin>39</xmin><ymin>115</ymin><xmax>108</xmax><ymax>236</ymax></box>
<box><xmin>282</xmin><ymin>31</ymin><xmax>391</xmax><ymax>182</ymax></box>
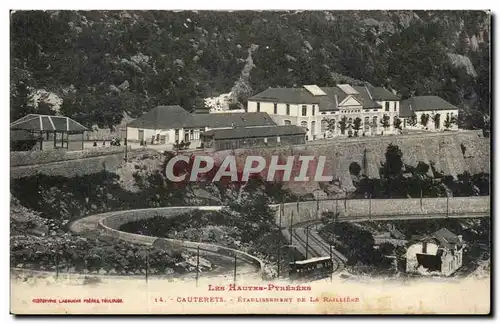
<box><xmin>300</xmin><ymin>121</ymin><xmax>308</xmax><ymax>130</ymax></box>
<box><xmin>320</xmin><ymin>119</ymin><xmax>327</xmax><ymax>133</ymax></box>
<box><xmin>284</xmin><ymin>120</ymin><xmax>291</xmax><ymax>125</ymax></box>
<box><xmin>372</xmin><ymin>116</ymin><xmax>378</xmax><ymax>128</ymax></box>
<box><xmin>311</xmin><ymin>121</ymin><xmax>316</xmax><ymax>135</ymax></box>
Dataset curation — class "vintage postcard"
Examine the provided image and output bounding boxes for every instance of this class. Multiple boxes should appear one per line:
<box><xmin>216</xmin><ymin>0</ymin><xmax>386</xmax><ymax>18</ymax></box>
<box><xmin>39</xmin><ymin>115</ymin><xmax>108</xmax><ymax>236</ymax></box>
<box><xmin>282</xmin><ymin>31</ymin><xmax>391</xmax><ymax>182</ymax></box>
<box><xmin>9</xmin><ymin>9</ymin><xmax>491</xmax><ymax>315</ymax></box>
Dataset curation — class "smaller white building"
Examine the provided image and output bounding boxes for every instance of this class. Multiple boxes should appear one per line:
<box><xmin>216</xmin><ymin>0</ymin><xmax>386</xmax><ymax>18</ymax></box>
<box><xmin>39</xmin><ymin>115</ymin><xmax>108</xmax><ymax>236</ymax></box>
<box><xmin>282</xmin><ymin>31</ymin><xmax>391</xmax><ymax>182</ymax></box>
<box><xmin>399</xmin><ymin>96</ymin><xmax>459</xmax><ymax>132</ymax></box>
<box><xmin>127</xmin><ymin>105</ymin><xmax>204</xmax><ymax>147</ymax></box>
<box><xmin>126</xmin><ymin>105</ymin><xmax>276</xmax><ymax>149</ymax></box>
<box><xmin>406</xmin><ymin>228</ymin><xmax>464</xmax><ymax>277</ymax></box>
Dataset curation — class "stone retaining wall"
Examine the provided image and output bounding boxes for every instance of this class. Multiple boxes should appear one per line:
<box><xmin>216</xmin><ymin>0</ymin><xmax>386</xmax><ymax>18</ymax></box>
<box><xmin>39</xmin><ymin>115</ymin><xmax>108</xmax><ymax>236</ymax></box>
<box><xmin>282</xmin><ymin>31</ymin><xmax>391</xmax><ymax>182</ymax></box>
<box><xmin>275</xmin><ymin>196</ymin><xmax>490</xmax><ymax>227</ymax></box>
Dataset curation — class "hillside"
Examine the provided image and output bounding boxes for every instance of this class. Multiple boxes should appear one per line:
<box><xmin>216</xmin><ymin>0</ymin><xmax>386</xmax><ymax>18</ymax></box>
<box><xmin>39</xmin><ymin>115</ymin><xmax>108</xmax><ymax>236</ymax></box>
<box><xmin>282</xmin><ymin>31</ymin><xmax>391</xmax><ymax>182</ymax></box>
<box><xmin>10</xmin><ymin>10</ymin><xmax>490</xmax><ymax>131</ymax></box>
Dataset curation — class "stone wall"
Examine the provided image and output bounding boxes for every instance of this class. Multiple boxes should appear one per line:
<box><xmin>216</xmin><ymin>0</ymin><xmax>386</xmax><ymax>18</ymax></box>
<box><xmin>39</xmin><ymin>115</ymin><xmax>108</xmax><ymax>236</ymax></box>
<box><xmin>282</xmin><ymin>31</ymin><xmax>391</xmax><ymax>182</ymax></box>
<box><xmin>230</xmin><ymin>130</ymin><xmax>489</xmax><ymax>194</ymax></box>
<box><xmin>10</xmin><ymin>149</ymin><xmax>152</xmax><ymax>179</ymax></box>
<box><xmin>274</xmin><ymin>196</ymin><xmax>490</xmax><ymax>227</ymax></box>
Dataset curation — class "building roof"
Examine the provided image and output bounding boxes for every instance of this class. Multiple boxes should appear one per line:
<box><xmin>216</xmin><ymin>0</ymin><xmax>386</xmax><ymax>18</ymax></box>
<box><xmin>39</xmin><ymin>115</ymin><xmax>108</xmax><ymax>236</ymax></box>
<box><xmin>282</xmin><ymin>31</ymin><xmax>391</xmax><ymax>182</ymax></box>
<box><xmin>400</xmin><ymin>96</ymin><xmax>459</xmax><ymax>117</ymax></box>
<box><xmin>423</xmin><ymin>228</ymin><xmax>463</xmax><ymax>250</ymax></box>
<box><xmin>10</xmin><ymin>114</ymin><xmax>87</xmax><ymax>133</ymax></box>
<box><xmin>201</xmin><ymin>125</ymin><xmax>306</xmax><ymax>140</ymax></box>
<box><xmin>248</xmin><ymin>84</ymin><xmax>400</xmax><ymax>111</ymax></box>
<box><xmin>128</xmin><ymin>105</ymin><xmax>202</xmax><ymax>129</ymax></box>
<box><xmin>193</xmin><ymin>112</ymin><xmax>276</xmax><ymax>129</ymax></box>
<box><xmin>128</xmin><ymin>106</ymin><xmax>276</xmax><ymax>130</ymax></box>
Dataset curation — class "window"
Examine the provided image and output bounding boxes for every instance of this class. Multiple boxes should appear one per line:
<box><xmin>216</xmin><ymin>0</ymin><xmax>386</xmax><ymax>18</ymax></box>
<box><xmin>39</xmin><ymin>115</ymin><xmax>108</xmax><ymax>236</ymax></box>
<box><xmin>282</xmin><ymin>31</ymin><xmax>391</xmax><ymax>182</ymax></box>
<box><xmin>372</xmin><ymin>116</ymin><xmax>378</xmax><ymax>128</ymax></box>
<box><xmin>189</xmin><ymin>129</ymin><xmax>194</xmax><ymax>140</ymax></box>
<box><xmin>284</xmin><ymin>120</ymin><xmax>291</xmax><ymax>125</ymax></box>
<box><xmin>385</xmin><ymin>102</ymin><xmax>390</xmax><ymax>111</ymax></box>
<box><xmin>257</xmin><ymin>102</ymin><xmax>260</xmax><ymax>112</ymax></box>
<box><xmin>311</xmin><ymin>121</ymin><xmax>316</xmax><ymax>135</ymax></box>
<box><xmin>312</xmin><ymin>105</ymin><xmax>315</xmax><ymax>116</ymax></box>
<box><xmin>273</xmin><ymin>103</ymin><xmax>277</xmax><ymax>114</ymax></box>
<box><xmin>300</xmin><ymin>121</ymin><xmax>308</xmax><ymax>130</ymax></box>
<box><xmin>302</xmin><ymin>105</ymin><xmax>307</xmax><ymax>116</ymax></box>
<box><xmin>286</xmin><ymin>104</ymin><xmax>290</xmax><ymax>115</ymax></box>
<box><xmin>175</xmin><ymin>129</ymin><xmax>179</xmax><ymax>142</ymax></box>
<box><xmin>321</xmin><ymin>119</ymin><xmax>328</xmax><ymax>133</ymax></box>
<box><xmin>394</xmin><ymin>102</ymin><xmax>397</xmax><ymax>112</ymax></box>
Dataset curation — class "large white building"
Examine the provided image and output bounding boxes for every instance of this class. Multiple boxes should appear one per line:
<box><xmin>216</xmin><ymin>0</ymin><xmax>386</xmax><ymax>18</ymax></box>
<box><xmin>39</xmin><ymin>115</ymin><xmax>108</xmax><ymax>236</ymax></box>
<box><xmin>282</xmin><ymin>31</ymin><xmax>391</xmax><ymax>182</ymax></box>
<box><xmin>247</xmin><ymin>84</ymin><xmax>459</xmax><ymax>141</ymax></box>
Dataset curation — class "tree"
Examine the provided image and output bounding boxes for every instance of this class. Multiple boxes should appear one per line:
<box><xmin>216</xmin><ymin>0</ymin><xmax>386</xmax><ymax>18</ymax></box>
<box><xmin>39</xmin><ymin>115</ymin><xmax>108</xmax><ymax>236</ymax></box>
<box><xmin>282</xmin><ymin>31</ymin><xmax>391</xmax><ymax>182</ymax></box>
<box><xmin>420</xmin><ymin>113</ymin><xmax>430</xmax><ymax>128</ymax></box>
<box><xmin>349</xmin><ymin>162</ymin><xmax>362</xmax><ymax>177</ymax></box>
<box><xmin>381</xmin><ymin>114</ymin><xmax>391</xmax><ymax>131</ymax></box>
<box><xmin>408</xmin><ymin>112</ymin><xmax>418</xmax><ymax>127</ymax></box>
<box><xmin>381</xmin><ymin>144</ymin><xmax>404</xmax><ymax>178</ymax></box>
<box><xmin>325</xmin><ymin>119</ymin><xmax>336</xmax><ymax>134</ymax></box>
<box><xmin>393</xmin><ymin>117</ymin><xmax>402</xmax><ymax>132</ymax></box>
<box><xmin>353</xmin><ymin>117</ymin><xmax>362</xmax><ymax>136</ymax></box>
<box><xmin>444</xmin><ymin>113</ymin><xmax>457</xmax><ymax>129</ymax></box>
<box><xmin>338</xmin><ymin>116</ymin><xmax>348</xmax><ymax>135</ymax></box>
<box><xmin>432</xmin><ymin>113</ymin><xmax>441</xmax><ymax>130</ymax></box>
<box><xmin>10</xmin><ymin>81</ymin><xmax>35</xmax><ymax>122</ymax></box>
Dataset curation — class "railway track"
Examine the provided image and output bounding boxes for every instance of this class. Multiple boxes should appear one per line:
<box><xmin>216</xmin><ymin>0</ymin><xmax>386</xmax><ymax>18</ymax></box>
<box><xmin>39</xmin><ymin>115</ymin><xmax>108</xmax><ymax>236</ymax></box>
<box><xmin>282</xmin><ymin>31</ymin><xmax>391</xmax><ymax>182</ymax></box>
<box><xmin>287</xmin><ymin>221</ymin><xmax>344</xmax><ymax>274</ymax></box>
<box><xmin>284</xmin><ymin>210</ymin><xmax>489</xmax><ymax>277</ymax></box>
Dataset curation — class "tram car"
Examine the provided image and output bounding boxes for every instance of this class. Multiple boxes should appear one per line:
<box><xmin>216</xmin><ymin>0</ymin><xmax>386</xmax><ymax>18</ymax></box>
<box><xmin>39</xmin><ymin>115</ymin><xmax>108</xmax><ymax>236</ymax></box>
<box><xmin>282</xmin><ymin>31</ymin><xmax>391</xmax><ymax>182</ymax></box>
<box><xmin>288</xmin><ymin>256</ymin><xmax>334</xmax><ymax>282</ymax></box>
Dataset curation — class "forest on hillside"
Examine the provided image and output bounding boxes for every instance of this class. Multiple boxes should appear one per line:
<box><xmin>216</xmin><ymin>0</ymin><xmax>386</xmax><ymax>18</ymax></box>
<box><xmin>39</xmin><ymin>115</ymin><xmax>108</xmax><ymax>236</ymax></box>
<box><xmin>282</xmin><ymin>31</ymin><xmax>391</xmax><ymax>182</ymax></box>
<box><xmin>10</xmin><ymin>10</ymin><xmax>490</xmax><ymax>131</ymax></box>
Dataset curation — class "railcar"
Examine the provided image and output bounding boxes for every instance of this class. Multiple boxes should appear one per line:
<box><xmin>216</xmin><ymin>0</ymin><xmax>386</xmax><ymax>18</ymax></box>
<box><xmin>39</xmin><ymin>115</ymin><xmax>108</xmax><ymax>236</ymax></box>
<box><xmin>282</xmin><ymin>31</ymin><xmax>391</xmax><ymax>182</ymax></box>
<box><xmin>288</xmin><ymin>256</ymin><xmax>333</xmax><ymax>282</ymax></box>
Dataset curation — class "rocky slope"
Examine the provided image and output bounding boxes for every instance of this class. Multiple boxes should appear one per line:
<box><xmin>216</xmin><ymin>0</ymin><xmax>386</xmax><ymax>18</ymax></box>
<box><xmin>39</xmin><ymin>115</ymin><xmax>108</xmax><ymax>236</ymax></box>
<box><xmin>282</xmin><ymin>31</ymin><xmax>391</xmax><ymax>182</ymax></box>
<box><xmin>11</xmin><ymin>10</ymin><xmax>490</xmax><ymax>131</ymax></box>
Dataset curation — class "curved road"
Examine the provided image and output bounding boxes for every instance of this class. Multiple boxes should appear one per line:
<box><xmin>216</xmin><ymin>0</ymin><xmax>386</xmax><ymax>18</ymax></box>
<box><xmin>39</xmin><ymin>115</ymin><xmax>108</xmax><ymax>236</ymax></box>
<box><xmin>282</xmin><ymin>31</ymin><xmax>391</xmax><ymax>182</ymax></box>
<box><xmin>69</xmin><ymin>212</ymin><xmax>261</xmax><ymax>281</ymax></box>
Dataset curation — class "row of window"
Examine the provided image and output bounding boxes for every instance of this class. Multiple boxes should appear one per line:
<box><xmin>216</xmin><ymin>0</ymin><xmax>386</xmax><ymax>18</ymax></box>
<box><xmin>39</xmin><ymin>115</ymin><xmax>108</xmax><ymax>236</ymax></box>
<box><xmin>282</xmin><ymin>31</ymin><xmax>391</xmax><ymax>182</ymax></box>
<box><xmin>257</xmin><ymin>102</ymin><xmax>316</xmax><ymax>116</ymax></box>
<box><xmin>173</xmin><ymin>128</ymin><xmax>204</xmax><ymax>141</ymax></box>
<box><xmin>294</xmin><ymin>116</ymin><xmax>399</xmax><ymax>134</ymax></box>
<box><xmin>257</xmin><ymin>102</ymin><xmax>398</xmax><ymax>115</ymax></box>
